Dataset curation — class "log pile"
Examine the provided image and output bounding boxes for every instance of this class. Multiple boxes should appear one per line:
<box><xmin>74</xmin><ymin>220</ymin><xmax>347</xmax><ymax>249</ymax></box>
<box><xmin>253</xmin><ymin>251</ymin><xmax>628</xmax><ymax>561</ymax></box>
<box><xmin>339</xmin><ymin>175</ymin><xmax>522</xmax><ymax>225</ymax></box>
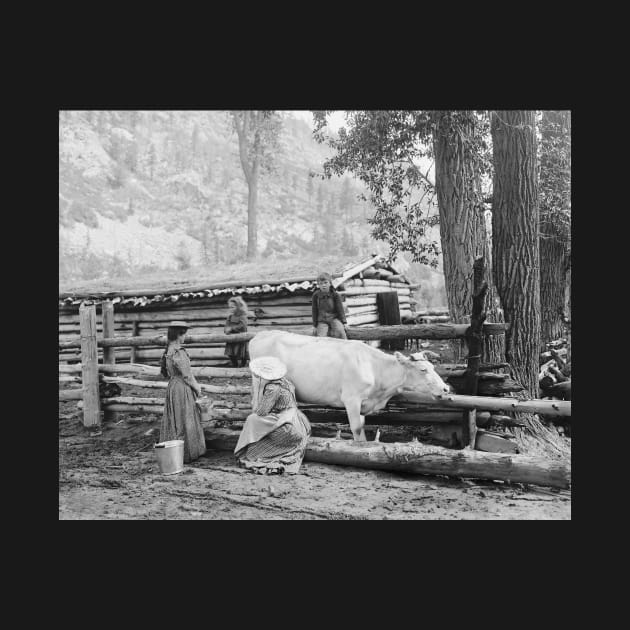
<box><xmin>539</xmin><ymin>337</ymin><xmax>571</xmax><ymax>404</ymax></box>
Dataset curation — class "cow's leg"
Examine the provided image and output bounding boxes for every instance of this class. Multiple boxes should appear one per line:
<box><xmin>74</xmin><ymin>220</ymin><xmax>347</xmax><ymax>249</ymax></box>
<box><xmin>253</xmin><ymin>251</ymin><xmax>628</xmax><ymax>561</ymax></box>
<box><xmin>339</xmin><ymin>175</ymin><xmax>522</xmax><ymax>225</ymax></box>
<box><xmin>342</xmin><ymin>398</ymin><xmax>367</xmax><ymax>441</ymax></box>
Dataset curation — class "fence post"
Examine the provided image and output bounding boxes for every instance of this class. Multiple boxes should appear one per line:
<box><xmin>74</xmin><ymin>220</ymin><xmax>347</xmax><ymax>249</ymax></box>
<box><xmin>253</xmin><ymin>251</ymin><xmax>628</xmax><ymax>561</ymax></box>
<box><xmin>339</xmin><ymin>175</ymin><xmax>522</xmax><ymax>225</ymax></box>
<box><xmin>102</xmin><ymin>300</ymin><xmax>117</xmax><ymax>423</ymax></box>
<box><xmin>79</xmin><ymin>301</ymin><xmax>101</xmax><ymax>428</ymax></box>
<box><xmin>462</xmin><ymin>257</ymin><xmax>488</xmax><ymax>448</ymax></box>
<box><xmin>130</xmin><ymin>320</ymin><xmax>139</xmax><ymax>363</ymax></box>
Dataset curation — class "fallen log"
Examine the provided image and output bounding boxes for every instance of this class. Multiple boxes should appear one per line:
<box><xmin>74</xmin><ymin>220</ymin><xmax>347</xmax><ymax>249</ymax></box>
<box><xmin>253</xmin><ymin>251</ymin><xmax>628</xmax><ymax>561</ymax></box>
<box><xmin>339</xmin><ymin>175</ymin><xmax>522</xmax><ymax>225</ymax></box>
<box><xmin>203</xmin><ymin>428</ymin><xmax>570</xmax><ymax>489</ymax></box>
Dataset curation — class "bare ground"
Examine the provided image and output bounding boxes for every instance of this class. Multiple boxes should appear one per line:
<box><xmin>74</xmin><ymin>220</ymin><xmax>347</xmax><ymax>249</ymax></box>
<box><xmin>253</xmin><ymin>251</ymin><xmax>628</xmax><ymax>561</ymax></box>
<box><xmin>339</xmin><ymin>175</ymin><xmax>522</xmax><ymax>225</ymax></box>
<box><xmin>59</xmin><ymin>404</ymin><xmax>571</xmax><ymax>520</ymax></box>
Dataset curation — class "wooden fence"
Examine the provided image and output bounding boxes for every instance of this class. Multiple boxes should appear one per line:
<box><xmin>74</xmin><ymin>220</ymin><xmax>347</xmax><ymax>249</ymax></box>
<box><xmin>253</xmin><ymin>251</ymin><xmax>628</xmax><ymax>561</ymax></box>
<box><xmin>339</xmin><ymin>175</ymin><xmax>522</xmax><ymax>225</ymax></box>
<box><xmin>58</xmin><ymin>301</ymin><xmax>571</xmax><ymax>487</ymax></box>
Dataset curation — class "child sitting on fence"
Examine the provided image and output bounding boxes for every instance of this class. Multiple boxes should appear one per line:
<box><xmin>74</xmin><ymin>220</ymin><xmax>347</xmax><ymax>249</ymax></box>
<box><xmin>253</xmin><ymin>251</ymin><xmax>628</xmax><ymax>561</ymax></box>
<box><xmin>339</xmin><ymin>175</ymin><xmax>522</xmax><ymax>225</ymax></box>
<box><xmin>224</xmin><ymin>296</ymin><xmax>250</xmax><ymax>367</ymax></box>
<box><xmin>311</xmin><ymin>272</ymin><xmax>347</xmax><ymax>339</ymax></box>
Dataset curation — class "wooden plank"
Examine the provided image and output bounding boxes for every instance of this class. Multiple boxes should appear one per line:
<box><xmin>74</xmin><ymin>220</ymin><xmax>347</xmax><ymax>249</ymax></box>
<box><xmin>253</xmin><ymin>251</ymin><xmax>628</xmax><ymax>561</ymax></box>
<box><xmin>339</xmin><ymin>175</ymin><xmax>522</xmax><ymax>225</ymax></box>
<box><xmin>79</xmin><ymin>303</ymin><xmax>100</xmax><ymax>427</ymax></box>
<box><xmin>475</xmin><ymin>430</ymin><xmax>519</xmax><ymax>454</ymax></box>
<box><xmin>130</xmin><ymin>320</ymin><xmax>139</xmax><ymax>363</ymax></box>
<box><xmin>331</xmin><ymin>254</ymin><xmax>383</xmax><ymax>289</ymax></box>
<box><xmin>394</xmin><ymin>392</ymin><xmax>571</xmax><ymax>417</ymax></box>
<box><xmin>102</xmin><ymin>300</ymin><xmax>117</xmax><ymax>423</ymax></box>
<box><xmin>345</xmin><ymin>323</ymin><xmax>509</xmax><ymax>340</ymax></box>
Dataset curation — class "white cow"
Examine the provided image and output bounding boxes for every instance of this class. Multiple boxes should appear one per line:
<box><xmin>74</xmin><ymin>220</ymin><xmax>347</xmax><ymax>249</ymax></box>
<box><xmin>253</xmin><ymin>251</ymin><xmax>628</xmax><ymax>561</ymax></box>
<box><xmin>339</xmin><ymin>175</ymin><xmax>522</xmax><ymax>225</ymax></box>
<box><xmin>248</xmin><ymin>330</ymin><xmax>451</xmax><ymax>441</ymax></box>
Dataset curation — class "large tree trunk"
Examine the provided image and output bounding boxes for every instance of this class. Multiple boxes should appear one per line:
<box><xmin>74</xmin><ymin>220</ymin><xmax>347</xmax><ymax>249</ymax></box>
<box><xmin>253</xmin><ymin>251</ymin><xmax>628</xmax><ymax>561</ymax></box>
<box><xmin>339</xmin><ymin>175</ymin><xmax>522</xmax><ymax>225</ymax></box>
<box><xmin>432</xmin><ymin>112</ymin><xmax>504</xmax><ymax>364</ymax></box>
<box><xmin>540</xmin><ymin>230</ymin><xmax>570</xmax><ymax>346</ymax></box>
<box><xmin>491</xmin><ymin>110</ymin><xmax>541</xmax><ymax>397</ymax></box>
<box><xmin>491</xmin><ymin>111</ymin><xmax>567</xmax><ymax>458</ymax></box>
<box><xmin>232</xmin><ymin>110</ymin><xmax>259</xmax><ymax>261</ymax></box>
<box><xmin>539</xmin><ymin>110</ymin><xmax>571</xmax><ymax>349</ymax></box>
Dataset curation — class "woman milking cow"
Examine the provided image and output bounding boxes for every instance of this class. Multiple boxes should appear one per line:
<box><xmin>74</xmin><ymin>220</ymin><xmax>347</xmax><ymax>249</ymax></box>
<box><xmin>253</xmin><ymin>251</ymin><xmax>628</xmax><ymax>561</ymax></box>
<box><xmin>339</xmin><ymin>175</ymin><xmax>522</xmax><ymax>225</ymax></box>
<box><xmin>234</xmin><ymin>356</ymin><xmax>312</xmax><ymax>475</ymax></box>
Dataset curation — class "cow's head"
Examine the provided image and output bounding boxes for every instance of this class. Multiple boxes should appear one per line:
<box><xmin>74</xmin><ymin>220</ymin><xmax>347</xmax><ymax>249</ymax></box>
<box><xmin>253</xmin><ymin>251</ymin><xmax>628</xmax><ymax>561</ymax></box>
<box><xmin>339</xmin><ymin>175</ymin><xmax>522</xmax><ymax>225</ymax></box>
<box><xmin>394</xmin><ymin>351</ymin><xmax>451</xmax><ymax>399</ymax></box>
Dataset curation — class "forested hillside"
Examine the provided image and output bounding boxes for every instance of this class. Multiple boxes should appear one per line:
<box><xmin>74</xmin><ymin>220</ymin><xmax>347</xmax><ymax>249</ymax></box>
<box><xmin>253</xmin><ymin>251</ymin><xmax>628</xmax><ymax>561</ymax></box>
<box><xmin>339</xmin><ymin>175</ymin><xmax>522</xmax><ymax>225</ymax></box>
<box><xmin>58</xmin><ymin>110</ymin><xmax>447</xmax><ymax>304</ymax></box>
<box><xmin>59</xmin><ymin>111</ymin><xmax>379</xmax><ymax>280</ymax></box>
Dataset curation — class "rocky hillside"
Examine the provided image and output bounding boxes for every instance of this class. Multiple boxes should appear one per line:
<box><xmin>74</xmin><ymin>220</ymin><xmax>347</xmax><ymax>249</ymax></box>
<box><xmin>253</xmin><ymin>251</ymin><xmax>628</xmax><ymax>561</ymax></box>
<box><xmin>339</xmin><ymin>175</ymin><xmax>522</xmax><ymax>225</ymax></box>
<box><xmin>58</xmin><ymin>110</ymin><xmax>378</xmax><ymax>283</ymax></box>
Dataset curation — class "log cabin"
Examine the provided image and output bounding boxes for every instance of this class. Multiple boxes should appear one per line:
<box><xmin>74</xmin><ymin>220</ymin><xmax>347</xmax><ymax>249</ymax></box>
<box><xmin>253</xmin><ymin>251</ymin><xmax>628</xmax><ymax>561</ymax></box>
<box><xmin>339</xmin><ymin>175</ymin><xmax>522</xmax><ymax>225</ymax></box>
<box><xmin>59</xmin><ymin>254</ymin><xmax>416</xmax><ymax>367</ymax></box>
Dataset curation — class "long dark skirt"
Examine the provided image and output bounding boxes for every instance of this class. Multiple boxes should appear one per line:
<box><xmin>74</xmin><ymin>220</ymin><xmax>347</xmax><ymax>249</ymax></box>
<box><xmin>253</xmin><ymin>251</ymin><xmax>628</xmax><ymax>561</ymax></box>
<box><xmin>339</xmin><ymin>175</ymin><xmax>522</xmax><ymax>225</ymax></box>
<box><xmin>160</xmin><ymin>377</ymin><xmax>206</xmax><ymax>463</ymax></box>
<box><xmin>224</xmin><ymin>340</ymin><xmax>249</xmax><ymax>365</ymax></box>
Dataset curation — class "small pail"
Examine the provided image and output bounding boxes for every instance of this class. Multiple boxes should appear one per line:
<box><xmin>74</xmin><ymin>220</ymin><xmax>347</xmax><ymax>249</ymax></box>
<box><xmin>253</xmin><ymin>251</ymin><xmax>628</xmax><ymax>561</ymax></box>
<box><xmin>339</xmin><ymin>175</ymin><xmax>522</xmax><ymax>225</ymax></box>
<box><xmin>154</xmin><ymin>440</ymin><xmax>184</xmax><ymax>475</ymax></box>
<box><xmin>196</xmin><ymin>397</ymin><xmax>213</xmax><ymax>424</ymax></box>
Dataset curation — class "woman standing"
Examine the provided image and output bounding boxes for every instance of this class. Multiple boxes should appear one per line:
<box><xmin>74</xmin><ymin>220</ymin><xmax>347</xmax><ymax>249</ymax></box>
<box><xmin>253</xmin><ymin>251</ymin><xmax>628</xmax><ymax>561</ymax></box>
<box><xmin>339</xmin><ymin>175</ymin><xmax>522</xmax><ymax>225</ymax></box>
<box><xmin>159</xmin><ymin>321</ymin><xmax>207</xmax><ymax>463</ymax></box>
<box><xmin>234</xmin><ymin>356</ymin><xmax>311</xmax><ymax>474</ymax></box>
<box><xmin>224</xmin><ymin>296</ymin><xmax>250</xmax><ymax>367</ymax></box>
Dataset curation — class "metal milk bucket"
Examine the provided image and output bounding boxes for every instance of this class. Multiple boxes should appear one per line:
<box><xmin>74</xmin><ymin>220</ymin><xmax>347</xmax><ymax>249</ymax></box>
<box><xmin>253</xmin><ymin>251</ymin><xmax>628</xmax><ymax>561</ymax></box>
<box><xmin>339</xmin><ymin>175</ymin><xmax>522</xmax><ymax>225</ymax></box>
<box><xmin>154</xmin><ymin>439</ymin><xmax>184</xmax><ymax>475</ymax></box>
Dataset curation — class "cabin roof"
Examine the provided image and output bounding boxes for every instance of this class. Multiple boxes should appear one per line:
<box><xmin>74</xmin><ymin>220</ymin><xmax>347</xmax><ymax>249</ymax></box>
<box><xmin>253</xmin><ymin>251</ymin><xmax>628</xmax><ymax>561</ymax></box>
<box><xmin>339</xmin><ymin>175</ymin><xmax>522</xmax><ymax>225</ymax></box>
<box><xmin>59</xmin><ymin>254</ymin><xmax>409</xmax><ymax>308</ymax></box>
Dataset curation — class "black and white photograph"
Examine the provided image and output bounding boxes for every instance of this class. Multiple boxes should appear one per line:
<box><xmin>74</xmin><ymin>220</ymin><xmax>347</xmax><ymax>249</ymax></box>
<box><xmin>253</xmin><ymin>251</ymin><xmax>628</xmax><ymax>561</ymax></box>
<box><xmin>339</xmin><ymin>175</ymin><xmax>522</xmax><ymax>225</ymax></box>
<box><xmin>58</xmin><ymin>109</ymin><xmax>571</xmax><ymax>520</ymax></box>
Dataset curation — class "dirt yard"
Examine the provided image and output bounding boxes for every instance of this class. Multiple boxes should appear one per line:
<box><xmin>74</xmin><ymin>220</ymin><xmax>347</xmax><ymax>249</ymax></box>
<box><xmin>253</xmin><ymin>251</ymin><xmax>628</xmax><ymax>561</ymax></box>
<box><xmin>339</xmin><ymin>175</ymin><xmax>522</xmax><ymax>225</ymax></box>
<box><xmin>59</xmin><ymin>403</ymin><xmax>571</xmax><ymax>520</ymax></box>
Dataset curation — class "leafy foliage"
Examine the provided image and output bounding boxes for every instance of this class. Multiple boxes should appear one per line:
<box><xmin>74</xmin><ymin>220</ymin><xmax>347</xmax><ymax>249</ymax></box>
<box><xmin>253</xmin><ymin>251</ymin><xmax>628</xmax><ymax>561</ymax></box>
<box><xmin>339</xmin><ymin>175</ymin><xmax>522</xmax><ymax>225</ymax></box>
<box><xmin>312</xmin><ymin>110</ymin><xmax>491</xmax><ymax>266</ymax></box>
<box><xmin>231</xmin><ymin>110</ymin><xmax>283</xmax><ymax>178</ymax></box>
<box><xmin>538</xmin><ymin>111</ymin><xmax>571</xmax><ymax>245</ymax></box>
